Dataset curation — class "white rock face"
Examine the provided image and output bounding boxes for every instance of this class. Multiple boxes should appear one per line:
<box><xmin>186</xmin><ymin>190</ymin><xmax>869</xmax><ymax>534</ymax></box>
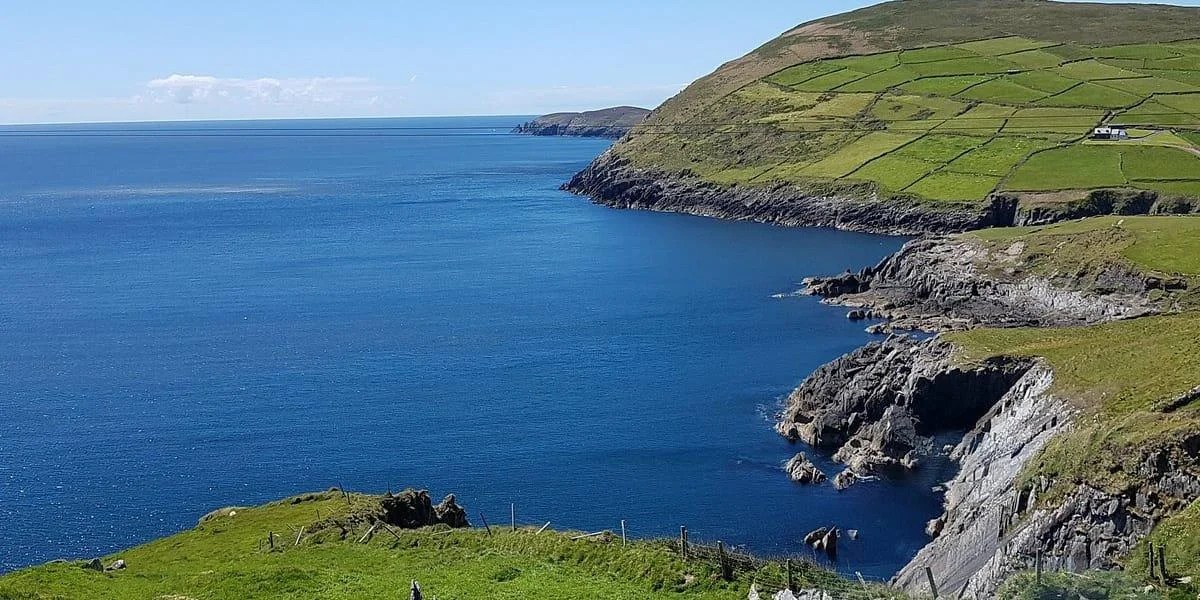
<box><xmin>894</xmin><ymin>364</ymin><xmax>1074</xmax><ymax>598</ymax></box>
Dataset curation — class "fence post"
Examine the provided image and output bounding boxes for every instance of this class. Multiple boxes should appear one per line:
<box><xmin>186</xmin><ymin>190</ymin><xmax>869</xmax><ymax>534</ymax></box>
<box><xmin>925</xmin><ymin>566</ymin><xmax>940</xmax><ymax>598</ymax></box>
<box><xmin>268</xmin><ymin>531</ymin><xmax>275</xmax><ymax>550</ymax></box>
<box><xmin>680</xmin><ymin>526</ymin><xmax>688</xmax><ymax>560</ymax></box>
<box><xmin>787</xmin><ymin>559</ymin><xmax>795</xmax><ymax>592</ymax></box>
<box><xmin>717</xmin><ymin>540</ymin><xmax>730</xmax><ymax>581</ymax></box>
<box><xmin>1158</xmin><ymin>544</ymin><xmax>1168</xmax><ymax>583</ymax></box>
<box><xmin>1148</xmin><ymin>543</ymin><xmax>1157</xmax><ymax>580</ymax></box>
<box><xmin>620</xmin><ymin>520</ymin><xmax>627</xmax><ymax>546</ymax></box>
<box><xmin>511</xmin><ymin>503</ymin><xmax>516</xmax><ymax>532</ymax></box>
<box><xmin>1035</xmin><ymin>548</ymin><xmax>1043</xmax><ymax>585</ymax></box>
<box><xmin>478</xmin><ymin>511</ymin><xmax>493</xmax><ymax>536</ymax></box>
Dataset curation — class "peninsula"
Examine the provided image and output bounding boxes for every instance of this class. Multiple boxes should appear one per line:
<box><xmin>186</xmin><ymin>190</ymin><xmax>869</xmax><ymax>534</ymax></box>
<box><xmin>513</xmin><ymin>106</ymin><xmax>650</xmax><ymax>138</ymax></box>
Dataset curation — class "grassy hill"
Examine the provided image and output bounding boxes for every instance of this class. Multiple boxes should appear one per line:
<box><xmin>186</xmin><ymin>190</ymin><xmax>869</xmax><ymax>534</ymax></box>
<box><xmin>609</xmin><ymin>0</ymin><xmax>1200</xmax><ymax>208</ymax></box>
<box><xmin>0</xmin><ymin>491</ymin><xmax>884</xmax><ymax>600</ymax></box>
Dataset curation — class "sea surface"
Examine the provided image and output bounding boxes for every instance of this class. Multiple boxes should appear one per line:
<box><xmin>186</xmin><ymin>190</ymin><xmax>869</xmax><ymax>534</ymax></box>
<box><xmin>0</xmin><ymin>117</ymin><xmax>944</xmax><ymax>578</ymax></box>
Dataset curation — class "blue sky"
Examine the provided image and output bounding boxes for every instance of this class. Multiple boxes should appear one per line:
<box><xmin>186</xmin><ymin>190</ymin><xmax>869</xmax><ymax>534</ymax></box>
<box><xmin>1</xmin><ymin>0</ymin><xmax>1197</xmax><ymax>124</ymax></box>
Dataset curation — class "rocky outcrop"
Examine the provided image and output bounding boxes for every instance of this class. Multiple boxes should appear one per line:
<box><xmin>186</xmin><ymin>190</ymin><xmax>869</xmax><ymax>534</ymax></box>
<box><xmin>379</xmin><ymin>490</ymin><xmax>469</xmax><ymax>529</ymax></box>
<box><xmin>513</xmin><ymin>106</ymin><xmax>650</xmax><ymax>138</ymax></box>
<box><xmin>785</xmin><ymin>453</ymin><xmax>827</xmax><ymax>484</ymax></box>
<box><xmin>777</xmin><ymin>336</ymin><xmax>1032</xmax><ymax>485</ymax></box>
<box><xmin>893</xmin><ymin>366</ymin><xmax>1200</xmax><ymax>598</ymax></box>
<box><xmin>804</xmin><ymin>236</ymin><xmax>1158</xmax><ymax>332</ymax></box>
<box><xmin>564</xmin><ymin>153</ymin><xmax>1017</xmax><ymax>235</ymax></box>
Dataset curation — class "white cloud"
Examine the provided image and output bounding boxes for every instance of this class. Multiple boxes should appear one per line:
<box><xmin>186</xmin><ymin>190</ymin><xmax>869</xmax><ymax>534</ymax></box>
<box><xmin>144</xmin><ymin>74</ymin><xmax>393</xmax><ymax>107</ymax></box>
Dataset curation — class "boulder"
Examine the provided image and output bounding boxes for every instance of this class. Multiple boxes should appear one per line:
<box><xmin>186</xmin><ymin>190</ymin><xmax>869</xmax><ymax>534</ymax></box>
<box><xmin>803</xmin><ymin>527</ymin><xmax>829</xmax><ymax>546</ymax></box>
<box><xmin>82</xmin><ymin>558</ymin><xmax>104</xmax><ymax>572</ymax></box>
<box><xmin>379</xmin><ymin>489</ymin><xmax>469</xmax><ymax>529</ymax></box>
<box><xmin>433</xmin><ymin>494</ymin><xmax>469</xmax><ymax>528</ymax></box>
<box><xmin>785</xmin><ymin>453</ymin><xmax>827</xmax><ymax>484</ymax></box>
<box><xmin>820</xmin><ymin>528</ymin><xmax>839</xmax><ymax>560</ymax></box>
<box><xmin>832</xmin><ymin>469</ymin><xmax>858</xmax><ymax>491</ymax></box>
<box><xmin>107</xmin><ymin>559</ymin><xmax>126</xmax><ymax>571</ymax></box>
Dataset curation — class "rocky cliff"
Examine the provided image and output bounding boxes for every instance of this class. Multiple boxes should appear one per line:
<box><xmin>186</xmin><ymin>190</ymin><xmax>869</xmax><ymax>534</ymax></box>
<box><xmin>777</xmin><ymin>336</ymin><xmax>1032</xmax><ymax>488</ymax></box>
<box><xmin>513</xmin><ymin>106</ymin><xmax>650</xmax><ymax>139</ymax></box>
<box><xmin>892</xmin><ymin>369</ymin><xmax>1200</xmax><ymax>599</ymax></box>
<box><xmin>565</xmin><ymin>153</ymin><xmax>1014</xmax><ymax>235</ymax></box>
<box><xmin>778</xmin><ymin>336</ymin><xmax>1200</xmax><ymax>597</ymax></box>
<box><xmin>803</xmin><ymin>236</ymin><xmax>1159</xmax><ymax>332</ymax></box>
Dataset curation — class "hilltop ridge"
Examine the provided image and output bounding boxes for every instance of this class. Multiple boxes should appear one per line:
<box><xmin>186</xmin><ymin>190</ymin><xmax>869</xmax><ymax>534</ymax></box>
<box><xmin>567</xmin><ymin>0</ymin><xmax>1200</xmax><ymax>234</ymax></box>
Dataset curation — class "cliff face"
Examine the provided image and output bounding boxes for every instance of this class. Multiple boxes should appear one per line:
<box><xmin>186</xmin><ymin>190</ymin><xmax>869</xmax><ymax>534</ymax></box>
<box><xmin>564</xmin><ymin>153</ymin><xmax>1014</xmax><ymax>235</ymax></box>
<box><xmin>893</xmin><ymin>369</ymin><xmax>1200</xmax><ymax>599</ymax></box>
<box><xmin>778</xmin><ymin>337</ymin><xmax>1200</xmax><ymax>597</ymax></box>
<box><xmin>778</xmin><ymin>337</ymin><xmax>1032</xmax><ymax>487</ymax></box>
<box><xmin>804</xmin><ymin>236</ymin><xmax>1158</xmax><ymax>332</ymax></box>
<box><xmin>513</xmin><ymin>106</ymin><xmax>650</xmax><ymax>139</ymax></box>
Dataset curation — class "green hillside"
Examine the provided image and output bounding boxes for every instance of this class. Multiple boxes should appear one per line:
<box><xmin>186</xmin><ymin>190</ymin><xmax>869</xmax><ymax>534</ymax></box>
<box><xmin>0</xmin><ymin>492</ymin><xmax>879</xmax><ymax>600</ymax></box>
<box><xmin>616</xmin><ymin>0</ymin><xmax>1200</xmax><ymax>206</ymax></box>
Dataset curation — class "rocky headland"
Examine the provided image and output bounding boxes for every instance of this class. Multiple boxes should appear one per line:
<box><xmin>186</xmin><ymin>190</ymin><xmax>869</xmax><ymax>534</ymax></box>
<box><xmin>513</xmin><ymin>106</ymin><xmax>650</xmax><ymax>139</ymax></box>
<box><xmin>768</xmin><ymin>226</ymin><xmax>1199</xmax><ymax>597</ymax></box>
<box><xmin>802</xmin><ymin>235</ymin><xmax>1162</xmax><ymax>332</ymax></box>
<box><xmin>565</xmin><ymin>153</ymin><xmax>1012</xmax><ymax>236</ymax></box>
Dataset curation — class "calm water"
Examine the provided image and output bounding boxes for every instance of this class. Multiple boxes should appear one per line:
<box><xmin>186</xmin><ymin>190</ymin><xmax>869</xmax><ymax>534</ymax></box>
<box><xmin>0</xmin><ymin>117</ymin><xmax>941</xmax><ymax>578</ymax></box>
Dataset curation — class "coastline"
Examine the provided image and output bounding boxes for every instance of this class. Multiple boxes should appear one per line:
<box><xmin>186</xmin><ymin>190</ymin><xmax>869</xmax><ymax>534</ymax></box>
<box><xmin>567</xmin><ymin>151</ymin><xmax>1200</xmax><ymax>595</ymax></box>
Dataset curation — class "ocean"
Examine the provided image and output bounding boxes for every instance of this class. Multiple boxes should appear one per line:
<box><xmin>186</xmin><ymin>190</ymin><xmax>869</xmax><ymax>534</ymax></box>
<box><xmin>0</xmin><ymin>116</ymin><xmax>943</xmax><ymax>578</ymax></box>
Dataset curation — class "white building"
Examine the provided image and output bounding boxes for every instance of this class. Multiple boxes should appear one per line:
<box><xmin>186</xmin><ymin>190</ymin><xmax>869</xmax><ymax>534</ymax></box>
<box><xmin>1092</xmin><ymin>126</ymin><xmax>1129</xmax><ymax>140</ymax></box>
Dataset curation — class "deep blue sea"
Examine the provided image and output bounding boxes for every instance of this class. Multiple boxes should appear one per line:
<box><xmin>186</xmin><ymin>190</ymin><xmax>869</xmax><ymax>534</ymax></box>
<box><xmin>0</xmin><ymin>116</ymin><xmax>943</xmax><ymax>578</ymax></box>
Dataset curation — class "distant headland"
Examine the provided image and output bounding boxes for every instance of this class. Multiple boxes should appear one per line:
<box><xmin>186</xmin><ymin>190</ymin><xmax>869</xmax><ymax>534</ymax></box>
<box><xmin>512</xmin><ymin>106</ymin><xmax>650</xmax><ymax>138</ymax></box>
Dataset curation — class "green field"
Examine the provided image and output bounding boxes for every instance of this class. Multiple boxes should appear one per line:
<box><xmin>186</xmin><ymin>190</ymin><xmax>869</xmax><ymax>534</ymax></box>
<box><xmin>948</xmin><ymin>310</ymin><xmax>1200</xmax><ymax>502</ymax></box>
<box><xmin>614</xmin><ymin>2</ymin><xmax>1200</xmax><ymax>204</ymax></box>
<box><xmin>956</xmin><ymin>78</ymin><xmax>1047</xmax><ymax>103</ymax></box>
<box><xmin>1004</xmin><ymin>146</ymin><xmax>1126</xmax><ymax>190</ymax></box>
<box><xmin>0</xmin><ymin>491</ymin><xmax>873</xmax><ymax>600</ymax></box>
<box><xmin>1005</xmin><ymin>145</ymin><xmax>1200</xmax><ymax>193</ymax></box>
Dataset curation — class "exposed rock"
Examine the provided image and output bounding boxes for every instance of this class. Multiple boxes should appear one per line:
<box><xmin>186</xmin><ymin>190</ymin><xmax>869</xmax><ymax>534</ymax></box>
<box><xmin>82</xmin><ymin>558</ymin><xmax>103</xmax><ymax>572</ymax></box>
<box><xmin>803</xmin><ymin>236</ymin><xmax>1157</xmax><ymax>333</ymax></box>
<box><xmin>107</xmin><ymin>559</ymin><xmax>126</xmax><ymax>571</ymax></box>
<box><xmin>820</xmin><ymin>528</ymin><xmax>839</xmax><ymax>560</ymax></box>
<box><xmin>778</xmin><ymin>336</ymin><xmax>1032</xmax><ymax>480</ymax></box>
<box><xmin>847</xmin><ymin>529</ymin><xmax>859</xmax><ymax>541</ymax></box>
<box><xmin>379</xmin><ymin>489</ymin><xmax>470</xmax><ymax>529</ymax></box>
<box><xmin>832</xmin><ymin>470</ymin><xmax>857</xmax><ymax>491</ymax></box>
<box><xmin>433</xmin><ymin>494</ymin><xmax>469</xmax><ymax>528</ymax></box>
<box><xmin>785</xmin><ymin>453</ymin><xmax>827</xmax><ymax>484</ymax></box>
<box><xmin>513</xmin><ymin>106</ymin><xmax>649</xmax><ymax>139</ymax></box>
<box><xmin>846</xmin><ymin>310</ymin><xmax>866</xmax><ymax>321</ymax></box>
<box><xmin>925</xmin><ymin>516</ymin><xmax>945</xmax><ymax>538</ymax></box>
<box><xmin>892</xmin><ymin>364</ymin><xmax>1200</xmax><ymax>597</ymax></box>
<box><xmin>803</xmin><ymin>527</ymin><xmax>829</xmax><ymax>546</ymax></box>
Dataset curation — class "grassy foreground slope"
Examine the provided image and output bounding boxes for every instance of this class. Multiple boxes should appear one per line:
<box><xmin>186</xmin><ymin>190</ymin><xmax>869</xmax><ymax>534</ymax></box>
<box><xmin>613</xmin><ymin>0</ymin><xmax>1200</xmax><ymax>206</ymax></box>
<box><xmin>0</xmin><ymin>491</ymin><xmax>874</xmax><ymax>600</ymax></box>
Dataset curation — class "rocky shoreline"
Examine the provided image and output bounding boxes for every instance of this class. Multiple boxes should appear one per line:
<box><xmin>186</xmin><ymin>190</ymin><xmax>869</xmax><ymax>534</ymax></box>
<box><xmin>563</xmin><ymin>153</ymin><xmax>1014</xmax><ymax>236</ymax></box>
<box><xmin>802</xmin><ymin>236</ymin><xmax>1159</xmax><ymax>332</ymax></box>
<box><xmin>564</xmin><ymin>154</ymin><xmax>1198</xmax><ymax>596</ymax></box>
<box><xmin>770</xmin><ymin>234</ymin><xmax>1192</xmax><ymax>596</ymax></box>
<box><xmin>564</xmin><ymin>153</ymin><xmax>1198</xmax><ymax>237</ymax></box>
